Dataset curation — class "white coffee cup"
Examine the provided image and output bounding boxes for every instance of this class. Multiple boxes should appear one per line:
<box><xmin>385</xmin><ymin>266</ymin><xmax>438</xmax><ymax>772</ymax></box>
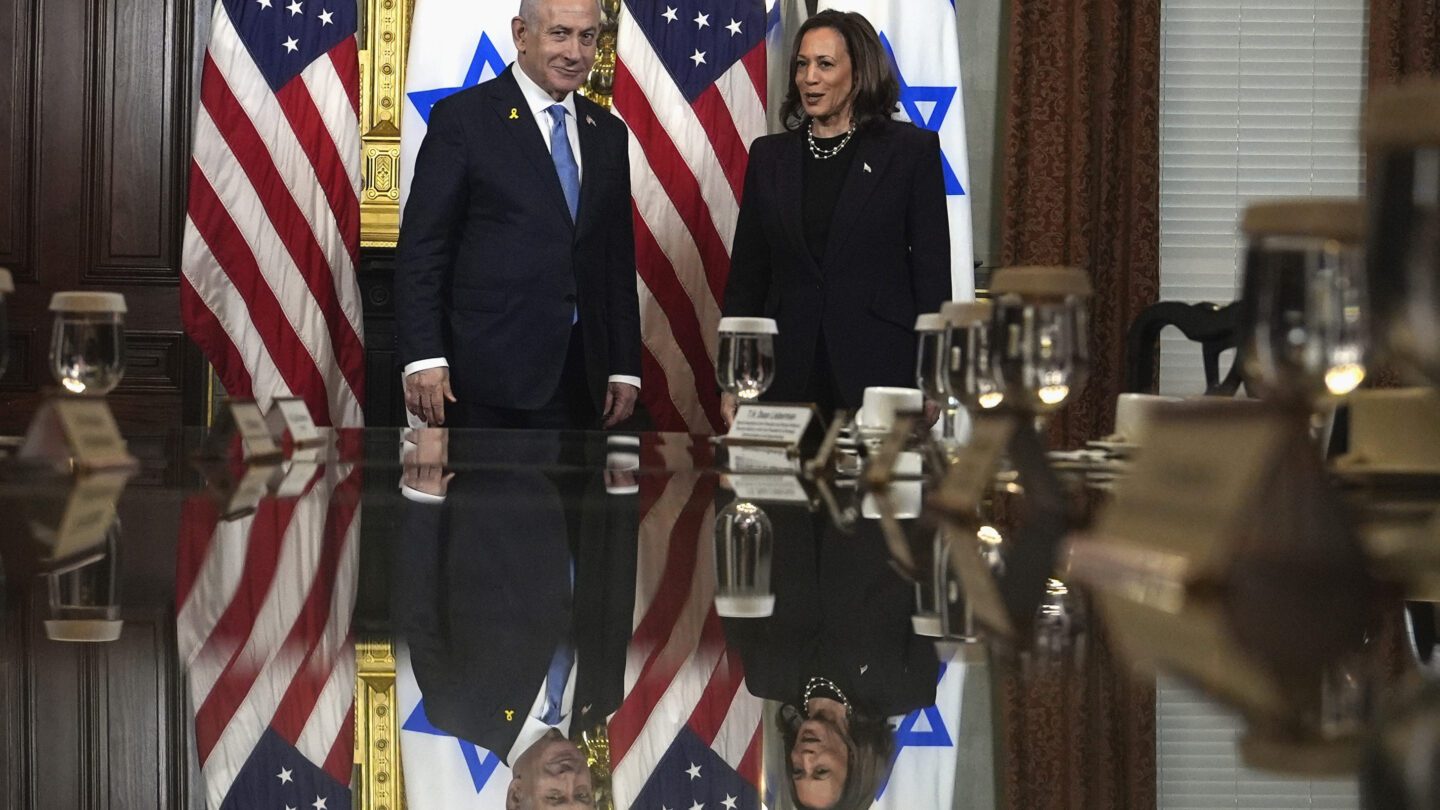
<box><xmin>861</xmin><ymin>451</ymin><xmax>923</xmax><ymax>519</ymax></box>
<box><xmin>859</xmin><ymin>386</ymin><xmax>924</xmax><ymax>433</ymax></box>
<box><xmin>1113</xmin><ymin>393</ymin><xmax>1181</xmax><ymax>443</ymax></box>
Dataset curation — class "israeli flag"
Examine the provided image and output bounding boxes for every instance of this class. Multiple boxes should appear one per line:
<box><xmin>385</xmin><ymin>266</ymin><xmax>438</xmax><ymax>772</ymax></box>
<box><xmin>398</xmin><ymin>0</ymin><xmax>518</xmax><ymax>217</ymax></box>
<box><xmin>396</xmin><ymin>643</ymin><xmax>513</xmax><ymax>808</ymax></box>
<box><xmin>815</xmin><ymin>0</ymin><xmax>976</xmax><ymax>300</ymax></box>
<box><xmin>876</xmin><ymin>655</ymin><xmax>967</xmax><ymax>809</ymax></box>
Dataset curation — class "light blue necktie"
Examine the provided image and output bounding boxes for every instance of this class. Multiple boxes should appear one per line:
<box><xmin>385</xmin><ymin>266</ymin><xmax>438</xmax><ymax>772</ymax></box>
<box><xmin>541</xmin><ymin>639</ymin><xmax>574</xmax><ymax>725</ymax></box>
<box><xmin>547</xmin><ymin>105</ymin><xmax>580</xmax><ymax>222</ymax></box>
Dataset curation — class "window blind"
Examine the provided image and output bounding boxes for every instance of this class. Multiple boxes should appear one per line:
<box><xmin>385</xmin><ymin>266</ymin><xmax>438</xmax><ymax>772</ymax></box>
<box><xmin>1157</xmin><ymin>677</ymin><xmax>1360</xmax><ymax>808</ymax></box>
<box><xmin>1157</xmin><ymin>0</ymin><xmax>1367</xmax><ymax>395</ymax></box>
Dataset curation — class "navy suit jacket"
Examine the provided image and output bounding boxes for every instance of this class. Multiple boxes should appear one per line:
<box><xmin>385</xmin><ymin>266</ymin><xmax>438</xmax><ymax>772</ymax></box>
<box><xmin>395</xmin><ymin>66</ymin><xmax>642</xmax><ymax>413</ymax></box>
<box><xmin>722</xmin><ymin>120</ymin><xmax>951</xmax><ymax>408</ymax></box>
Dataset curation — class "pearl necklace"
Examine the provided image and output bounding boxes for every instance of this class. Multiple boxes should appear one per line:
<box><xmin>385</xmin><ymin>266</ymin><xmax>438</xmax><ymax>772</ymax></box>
<box><xmin>802</xmin><ymin>676</ymin><xmax>853</xmax><ymax>716</ymax></box>
<box><xmin>807</xmin><ymin>121</ymin><xmax>856</xmax><ymax>160</ymax></box>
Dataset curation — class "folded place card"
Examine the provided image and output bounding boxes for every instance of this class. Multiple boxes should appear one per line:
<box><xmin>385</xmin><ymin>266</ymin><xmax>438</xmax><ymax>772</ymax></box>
<box><xmin>1336</xmin><ymin>387</ymin><xmax>1440</xmax><ymax>472</ymax></box>
<box><xmin>724</xmin><ymin>403</ymin><xmax>819</xmax><ymax>451</ymax></box>
<box><xmin>20</xmin><ymin>398</ymin><xmax>138</xmax><ymax>471</ymax></box>
<box><xmin>201</xmin><ymin>398</ymin><xmax>282</xmax><ymax>462</ymax></box>
<box><xmin>24</xmin><ymin>469</ymin><xmax>133</xmax><ymax>565</ymax></box>
<box><xmin>266</xmin><ymin>397</ymin><xmax>324</xmax><ymax>447</ymax></box>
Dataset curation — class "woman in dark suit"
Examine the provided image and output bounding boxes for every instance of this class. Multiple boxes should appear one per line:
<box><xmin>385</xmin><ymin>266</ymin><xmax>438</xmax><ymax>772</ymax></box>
<box><xmin>721</xmin><ymin>10</ymin><xmax>952</xmax><ymax>426</ymax></box>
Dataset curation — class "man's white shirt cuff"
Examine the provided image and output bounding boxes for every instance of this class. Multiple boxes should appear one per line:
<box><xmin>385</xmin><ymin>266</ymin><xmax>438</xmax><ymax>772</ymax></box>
<box><xmin>404</xmin><ymin>357</ymin><xmax>449</xmax><ymax>377</ymax></box>
<box><xmin>608</xmin><ymin>374</ymin><xmax>641</xmax><ymax>389</ymax></box>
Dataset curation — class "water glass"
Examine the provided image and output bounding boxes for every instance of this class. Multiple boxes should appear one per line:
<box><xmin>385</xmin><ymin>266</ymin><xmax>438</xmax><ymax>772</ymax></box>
<box><xmin>1365</xmin><ymin>80</ymin><xmax>1440</xmax><ymax>385</ymax></box>
<box><xmin>49</xmin><ymin>291</ymin><xmax>127</xmax><ymax>396</ymax></box>
<box><xmin>713</xmin><ymin>500</ymin><xmax>774</xmax><ymax>618</ymax></box>
<box><xmin>940</xmin><ymin>299</ymin><xmax>1004</xmax><ymax>412</ymax></box>
<box><xmin>989</xmin><ymin>266</ymin><xmax>1092</xmax><ymax>415</ymax></box>
<box><xmin>1238</xmin><ymin>200</ymin><xmax>1367</xmax><ymax>406</ymax></box>
<box><xmin>716</xmin><ymin>316</ymin><xmax>777</xmax><ymax>401</ymax></box>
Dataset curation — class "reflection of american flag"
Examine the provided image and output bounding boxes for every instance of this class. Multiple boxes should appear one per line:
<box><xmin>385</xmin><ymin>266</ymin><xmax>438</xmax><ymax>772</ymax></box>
<box><xmin>181</xmin><ymin>0</ymin><xmax>365</xmax><ymax>428</ymax></box>
<box><xmin>176</xmin><ymin>464</ymin><xmax>361</xmax><ymax>810</ymax></box>
<box><xmin>610</xmin><ymin>436</ymin><xmax>764</xmax><ymax>809</ymax></box>
<box><xmin>613</xmin><ymin>0</ymin><xmax>778</xmax><ymax>433</ymax></box>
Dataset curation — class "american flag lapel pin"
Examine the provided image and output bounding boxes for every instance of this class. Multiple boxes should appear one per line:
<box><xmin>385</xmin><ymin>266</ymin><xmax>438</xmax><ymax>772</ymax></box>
<box><xmin>586</xmin><ymin>115</ymin><xmax>597</xmax><ymax>127</ymax></box>
<box><xmin>509</xmin><ymin>107</ymin><xmax>520</xmax><ymax>120</ymax></box>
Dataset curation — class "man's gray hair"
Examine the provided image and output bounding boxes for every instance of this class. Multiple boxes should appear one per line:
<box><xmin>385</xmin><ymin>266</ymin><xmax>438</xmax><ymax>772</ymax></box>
<box><xmin>517</xmin><ymin>0</ymin><xmax>602</xmax><ymax>26</ymax></box>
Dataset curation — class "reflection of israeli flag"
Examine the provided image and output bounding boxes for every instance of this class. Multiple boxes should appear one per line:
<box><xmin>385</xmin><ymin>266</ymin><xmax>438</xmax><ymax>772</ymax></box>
<box><xmin>816</xmin><ymin>0</ymin><xmax>976</xmax><ymax>300</ymax></box>
<box><xmin>396</xmin><ymin>643</ymin><xmax>513</xmax><ymax>808</ymax></box>
<box><xmin>398</xmin><ymin>1</ymin><xmax>518</xmax><ymax>216</ymax></box>
<box><xmin>876</xmin><ymin>660</ymin><xmax>965</xmax><ymax>809</ymax></box>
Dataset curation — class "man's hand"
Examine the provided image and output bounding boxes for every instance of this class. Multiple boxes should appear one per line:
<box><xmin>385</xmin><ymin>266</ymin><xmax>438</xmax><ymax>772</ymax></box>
<box><xmin>720</xmin><ymin>392</ymin><xmax>739</xmax><ymax>430</ymax></box>
<box><xmin>602</xmin><ymin>381</ymin><xmax>639</xmax><ymax>428</ymax></box>
<box><xmin>402</xmin><ymin>427</ymin><xmax>454</xmax><ymax>496</ymax></box>
<box><xmin>405</xmin><ymin>367</ymin><xmax>457</xmax><ymax>426</ymax></box>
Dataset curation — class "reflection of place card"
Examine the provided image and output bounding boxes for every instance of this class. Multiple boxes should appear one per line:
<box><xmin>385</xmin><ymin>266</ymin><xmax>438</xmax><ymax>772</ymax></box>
<box><xmin>932</xmin><ymin>413</ymin><xmax>1015</xmax><ymax>515</ymax></box>
<box><xmin>727</xmin><ymin>404</ymin><xmax>814</xmax><ymax>446</ymax></box>
<box><xmin>728</xmin><ymin>445</ymin><xmax>799</xmax><ymax>473</ymax></box>
<box><xmin>1095</xmin><ymin>591</ymin><xmax>1285</xmax><ymax>717</ymax></box>
<box><xmin>730</xmin><ymin>474</ymin><xmax>810</xmax><ymax>505</ymax></box>
<box><xmin>271</xmin><ymin>460</ymin><xmax>320</xmax><ymax>499</ymax></box>
<box><xmin>26</xmin><ymin>470</ymin><xmax>133</xmax><ymax>563</ymax></box>
<box><xmin>267</xmin><ymin>397</ymin><xmax>323</xmax><ymax>447</ymax></box>
<box><xmin>224</xmin><ymin>464</ymin><xmax>276</xmax><ymax>520</ymax></box>
<box><xmin>1094</xmin><ymin>402</ymin><xmax>1290</xmax><ymax>580</ymax></box>
<box><xmin>20</xmin><ymin>398</ymin><xmax>138</xmax><ymax>471</ymax></box>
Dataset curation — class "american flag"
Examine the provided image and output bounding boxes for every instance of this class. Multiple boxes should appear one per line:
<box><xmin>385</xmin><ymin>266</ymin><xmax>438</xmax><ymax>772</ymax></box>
<box><xmin>176</xmin><ymin>461</ymin><xmax>362</xmax><ymax>810</ymax></box>
<box><xmin>610</xmin><ymin>435</ymin><xmax>764</xmax><ymax>809</ymax></box>
<box><xmin>181</xmin><ymin>0</ymin><xmax>366</xmax><ymax>428</ymax></box>
<box><xmin>613</xmin><ymin>0</ymin><xmax>779</xmax><ymax>434</ymax></box>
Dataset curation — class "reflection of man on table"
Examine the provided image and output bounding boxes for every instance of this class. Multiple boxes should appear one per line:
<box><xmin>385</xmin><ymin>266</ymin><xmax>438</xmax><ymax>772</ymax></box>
<box><xmin>393</xmin><ymin>432</ymin><xmax>639</xmax><ymax>807</ymax></box>
<box><xmin>396</xmin><ymin>0</ymin><xmax>641</xmax><ymax>429</ymax></box>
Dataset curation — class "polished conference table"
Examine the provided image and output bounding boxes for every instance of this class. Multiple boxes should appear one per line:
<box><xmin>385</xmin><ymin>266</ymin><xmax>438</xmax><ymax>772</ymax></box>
<box><xmin>0</xmin><ymin>426</ymin><xmax>1422</xmax><ymax>809</ymax></box>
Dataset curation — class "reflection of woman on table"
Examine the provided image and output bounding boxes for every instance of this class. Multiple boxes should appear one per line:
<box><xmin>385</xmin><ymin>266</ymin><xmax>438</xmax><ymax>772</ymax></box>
<box><xmin>721</xmin><ymin>10</ymin><xmax>951</xmax><ymax>427</ymax></box>
<box><xmin>722</xmin><ymin>504</ymin><xmax>939</xmax><ymax>809</ymax></box>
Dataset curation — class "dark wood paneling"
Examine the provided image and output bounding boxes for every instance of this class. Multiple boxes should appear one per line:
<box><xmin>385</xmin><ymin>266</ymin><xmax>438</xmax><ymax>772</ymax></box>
<box><xmin>0</xmin><ymin>329</ymin><xmax>37</xmax><ymax>391</ymax></box>
<box><xmin>0</xmin><ymin>578</ymin><xmax>33</xmax><ymax>810</ymax></box>
<box><xmin>90</xmin><ymin>0</ymin><xmax>183</xmax><ymax>284</ymax></box>
<box><xmin>359</xmin><ymin>249</ymin><xmax>403</xmax><ymax>425</ymax></box>
<box><xmin>0</xmin><ymin>0</ymin><xmax>33</xmax><ymax>277</ymax></box>
<box><xmin>0</xmin><ymin>0</ymin><xmax>205</xmax><ymax>437</ymax></box>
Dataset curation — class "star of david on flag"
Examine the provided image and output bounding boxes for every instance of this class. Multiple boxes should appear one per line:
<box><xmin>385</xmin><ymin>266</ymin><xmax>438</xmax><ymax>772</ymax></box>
<box><xmin>398</xmin><ymin>1</ymin><xmax>518</xmax><ymax>217</ymax></box>
<box><xmin>818</xmin><ymin>0</ymin><xmax>976</xmax><ymax>299</ymax></box>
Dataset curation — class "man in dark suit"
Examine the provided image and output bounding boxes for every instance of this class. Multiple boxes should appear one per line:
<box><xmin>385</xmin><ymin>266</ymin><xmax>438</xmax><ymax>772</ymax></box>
<box><xmin>396</xmin><ymin>0</ymin><xmax>641</xmax><ymax>430</ymax></box>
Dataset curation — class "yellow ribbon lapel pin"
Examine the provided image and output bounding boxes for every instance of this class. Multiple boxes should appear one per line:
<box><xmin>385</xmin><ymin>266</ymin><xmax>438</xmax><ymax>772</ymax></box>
<box><xmin>509</xmin><ymin>108</ymin><xmax>520</xmax><ymax>120</ymax></box>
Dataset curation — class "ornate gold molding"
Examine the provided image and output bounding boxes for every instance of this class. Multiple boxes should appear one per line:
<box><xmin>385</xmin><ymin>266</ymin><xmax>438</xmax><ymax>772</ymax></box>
<box><xmin>358</xmin><ymin>0</ymin><xmax>412</xmax><ymax>247</ymax></box>
<box><xmin>580</xmin><ymin>0</ymin><xmax>621</xmax><ymax>108</ymax></box>
<box><xmin>355</xmin><ymin>637</ymin><xmax>405</xmax><ymax>810</ymax></box>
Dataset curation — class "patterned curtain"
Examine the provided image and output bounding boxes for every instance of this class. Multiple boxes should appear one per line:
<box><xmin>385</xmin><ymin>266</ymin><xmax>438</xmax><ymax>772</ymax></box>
<box><xmin>998</xmin><ymin>0</ymin><xmax>1162</xmax><ymax>449</ymax></box>
<box><xmin>995</xmin><ymin>0</ymin><xmax>1162</xmax><ymax>807</ymax></box>
<box><xmin>1369</xmin><ymin>0</ymin><xmax>1440</xmax><ymax>86</ymax></box>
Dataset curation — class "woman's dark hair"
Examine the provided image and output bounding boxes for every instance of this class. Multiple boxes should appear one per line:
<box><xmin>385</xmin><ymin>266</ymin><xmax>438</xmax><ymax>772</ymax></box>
<box><xmin>777</xmin><ymin>703</ymin><xmax>894</xmax><ymax>810</ymax></box>
<box><xmin>779</xmin><ymin>10</ymin><xmax>899</xmax><ymax>133</ymax></box>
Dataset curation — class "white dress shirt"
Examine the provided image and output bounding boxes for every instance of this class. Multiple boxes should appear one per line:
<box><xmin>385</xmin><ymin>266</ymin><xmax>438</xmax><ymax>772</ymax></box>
<box><xmin>403</xmin><ymin>63</ymin><xmax>641</xmax><ymax>392</ymax></box>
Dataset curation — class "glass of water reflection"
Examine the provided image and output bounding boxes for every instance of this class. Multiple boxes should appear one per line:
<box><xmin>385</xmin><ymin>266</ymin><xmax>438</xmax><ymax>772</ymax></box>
<box><xmin>716</xmin><ymin>317</ymin><xmax>777</xmax><ymax>401</ymax></box>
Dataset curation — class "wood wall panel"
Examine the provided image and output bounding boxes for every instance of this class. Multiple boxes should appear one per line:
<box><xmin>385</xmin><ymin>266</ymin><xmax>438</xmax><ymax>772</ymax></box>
<box><xmin>0</xmin><ymin>0</ymin><xmax>32</xmax><ymax>276</ymax></box>
<box><xmin>92</xmin><ymin>0</ymin><xmax>183</xmax><ymax>283</ymax></box>
<box><xmin>0</xmin><ymin>0</ymin><xmax>205</xmax><ymax>437</ymax></box>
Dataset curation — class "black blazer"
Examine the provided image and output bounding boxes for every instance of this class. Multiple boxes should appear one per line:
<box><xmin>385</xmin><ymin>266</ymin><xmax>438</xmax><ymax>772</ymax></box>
<box><xmin>391</xmin><ymin>441</ymin><xmax>637</xmax><ymax>761</ymax></box>
<box><xmin>723</xmin><ymin>120</ymin><xmax>952</xmax><ymax>408</ymax></box>
<box><xmin>722</xmin><ymin>504</ymin><xmax>939</xmax><ymax>717</ymax></box>
<box><xmin>395</xmin><ymin>66</ymin><xmax>642</xmax><ymax>413</ymax></box>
